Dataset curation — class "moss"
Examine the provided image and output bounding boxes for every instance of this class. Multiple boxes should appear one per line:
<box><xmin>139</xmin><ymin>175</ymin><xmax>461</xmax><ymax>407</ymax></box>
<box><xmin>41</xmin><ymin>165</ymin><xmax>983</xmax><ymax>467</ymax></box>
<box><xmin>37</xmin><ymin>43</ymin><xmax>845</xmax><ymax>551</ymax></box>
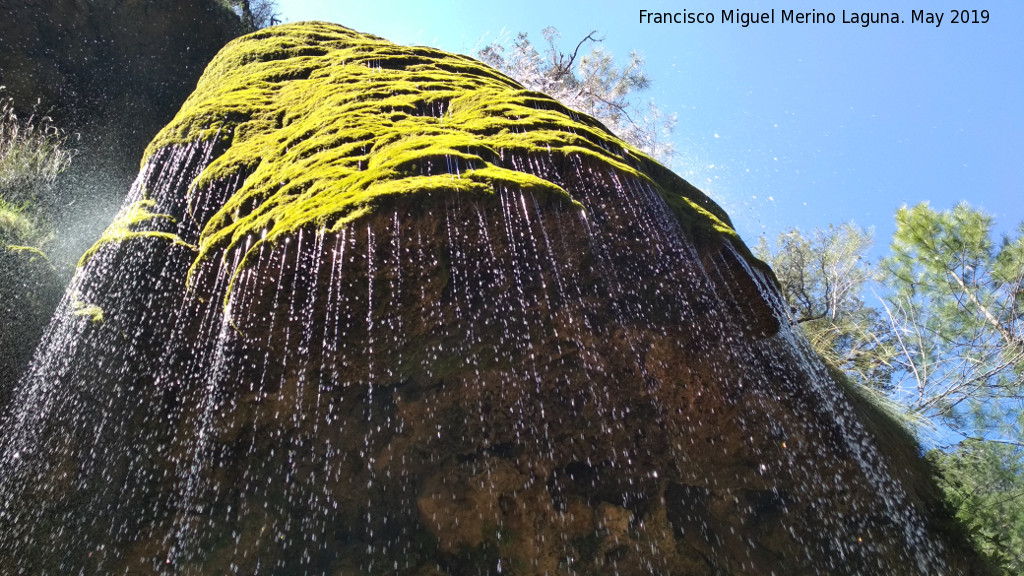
<box><xmin>87</xmin><ymin>22</ymin><xmax>754</xmax><ymax>294</ymax></box>
<box><xmin>5</xmin><ymin>244</ymin><xmax>51</xmax><ymax>263</ymax></box>
<box><xmin>0</xmin><ymin>203</ymin><xmax>50</xmax><ymax>248</ymax></box>
<box><xmin>836</xmin><ymin>374</ymin><xmax>918</xmax><ymax>438</ymax></box>
<box><xmin>72</xmin><ymin>301</ymin><xmax>105</xmax><ymax>325</ymax></box>
<box><xmin>837</xmin><ymin>371</ymin><xmax>998</xmax><ymax>574</ymax></box>
<box><xmin>0</xmin><ymin>207</ymin><xmax>34</xmax><ymax>245</ymax></box>
<box><xmin>77</xmin><ymin>197</ymin><xmax>196</xmax><ymax>268</ymax></box>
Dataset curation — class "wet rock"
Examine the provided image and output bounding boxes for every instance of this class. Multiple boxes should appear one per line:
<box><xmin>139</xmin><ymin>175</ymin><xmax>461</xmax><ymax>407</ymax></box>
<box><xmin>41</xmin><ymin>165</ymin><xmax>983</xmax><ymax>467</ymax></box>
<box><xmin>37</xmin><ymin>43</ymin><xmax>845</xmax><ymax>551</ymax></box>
<box><xmin>0</xmin><ymin>245</ymin><xmax>63</xmax><ymax>406</ymax></box>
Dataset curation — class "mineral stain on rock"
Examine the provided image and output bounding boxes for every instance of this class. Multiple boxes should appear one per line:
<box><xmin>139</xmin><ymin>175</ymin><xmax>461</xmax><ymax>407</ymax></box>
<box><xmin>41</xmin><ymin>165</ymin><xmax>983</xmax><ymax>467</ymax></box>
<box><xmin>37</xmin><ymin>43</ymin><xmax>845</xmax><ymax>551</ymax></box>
<box><xmin>0</xmin><ymin>22</ymin><xmax>986</xmax><ymax>575</ymax></box>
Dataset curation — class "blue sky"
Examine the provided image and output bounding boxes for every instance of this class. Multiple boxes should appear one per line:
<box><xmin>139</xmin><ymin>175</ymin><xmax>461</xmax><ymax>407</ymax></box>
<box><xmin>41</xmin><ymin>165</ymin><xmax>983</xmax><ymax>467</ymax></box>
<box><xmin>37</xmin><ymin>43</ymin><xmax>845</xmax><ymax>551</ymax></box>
<box><xmin>276</xmin><ymin>0</ymin><xmax>1023</xmax><ymax>254</ymax></box>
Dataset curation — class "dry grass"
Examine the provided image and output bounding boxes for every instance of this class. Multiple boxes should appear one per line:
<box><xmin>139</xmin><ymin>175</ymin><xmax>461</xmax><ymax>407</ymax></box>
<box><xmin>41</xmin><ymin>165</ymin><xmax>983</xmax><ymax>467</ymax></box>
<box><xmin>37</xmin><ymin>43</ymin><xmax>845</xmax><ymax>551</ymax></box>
<box><xmin>0</xmin><ymin>88</ymin><xmax>76</xmax><ymax>209</ymax></box>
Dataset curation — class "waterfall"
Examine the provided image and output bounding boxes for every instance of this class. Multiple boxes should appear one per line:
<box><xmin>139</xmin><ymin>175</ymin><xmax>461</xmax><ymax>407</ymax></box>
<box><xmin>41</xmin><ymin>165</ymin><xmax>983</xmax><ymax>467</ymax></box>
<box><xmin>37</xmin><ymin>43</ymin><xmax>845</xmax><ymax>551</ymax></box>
<box><xmin>0</xmin><ymin>22</ymin><xmax>973</xmax><ymax>575</ymax></box>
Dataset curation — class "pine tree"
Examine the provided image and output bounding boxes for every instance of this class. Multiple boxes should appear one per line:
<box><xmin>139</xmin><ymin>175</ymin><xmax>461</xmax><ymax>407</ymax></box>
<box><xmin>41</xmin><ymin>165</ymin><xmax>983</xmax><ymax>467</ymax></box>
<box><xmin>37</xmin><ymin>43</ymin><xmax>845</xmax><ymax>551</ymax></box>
<box><xmin>882</xmin><ymin>202</ymin><xmax>1024</xmax><ymax>437</ymax></box>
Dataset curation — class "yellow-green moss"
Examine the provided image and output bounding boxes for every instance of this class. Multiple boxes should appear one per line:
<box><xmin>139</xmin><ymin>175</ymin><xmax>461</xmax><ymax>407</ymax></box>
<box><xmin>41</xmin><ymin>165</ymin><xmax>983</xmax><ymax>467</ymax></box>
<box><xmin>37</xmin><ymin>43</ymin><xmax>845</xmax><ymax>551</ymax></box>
<box><xmin>89</xmin><ymin>22</ymin><xmax>753</xmax><ymax>292</ymax></box>
<box><xmin>71</xmin><ymin>297</ymin><xmax>104</xmax><ymax>324</ymax></box>
<box><xmin>5</xmin><ymin>244</ymin><xmax>50</xmax><ymax>262</ymax></box>
<box><xmin>0</xmin><ymin>204</ymin><xmax>51</xmax><ymax>249</ymax></box>
<box><xmin>78</xmin><ymin>197</ymin><xmax>196</xmax><ymax>268</ymax></box>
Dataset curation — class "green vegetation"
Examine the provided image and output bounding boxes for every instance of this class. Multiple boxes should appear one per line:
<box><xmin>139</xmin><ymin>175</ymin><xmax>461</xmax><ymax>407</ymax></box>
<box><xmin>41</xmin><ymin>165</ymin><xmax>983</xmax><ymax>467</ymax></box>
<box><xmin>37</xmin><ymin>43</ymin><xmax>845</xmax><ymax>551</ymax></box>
<box><xmin>756</xmin><ymin>223</ymin><xmax>895</xmax><ymax>388</ymax></box>
<box><xmin>756</xmin><ymin>204</ymin><xmax>1024</xmax><ymax>435</ymax></box>
<box><xmin>77</xmin><ymin>197</ymin><xmax>194</xmax><ymax>267</ymax></box>
<box><xmin>757</xmin><ymin>202</ymin><xmax>1024</xmax><ymax>574</ymax></box>
<box><xmin>0</xmin><ymin>91</ymin><xmax>73</xmax><ymax>402</ymax></box>
<box><xmin>0</xmin><ymin>88</ymin><xmax>76</xmax><ymax>275</ymax></box>
<box><xmin>128</xmin><ymin>22</ymin><xmax>742</xmax><ymax>299</ymax></box>
<box><xmin>0</xmin><ymin>88</ymin><xmax>71</xmax><ymax>272</ymax></box>
<box><xmin>220</xmin><ymin>0</ymin><xmax>280</xmax><ymax>31</ymax></box>
<box><xmin>0</xmin><ymin>91</ymin><xmax>76</xmax><ymax>211</ymax></box>
<box><xmin>478</xmin><ymin>27</ymin><xmax>676</xmax><ymax>164</ymax></box>
<box><xmin>930</xmin><ymin>440</ymin><xmax>1024</xmax><ymax>574</ymax></box>
<box><xmin>0</xmin><ymin>16</ymin><xmax>1002</xmax><ymax>570</ymax></box>
<box><xmin>0</xmin><ymin>201</ymin><xmax>48</xmax><ymax>247</ymax></box>
<box><xmin>71</xmin><ymin>298</ymin><xmax>104</xmax><ymax>325</ymax></box>
<box><xmin>883</xmin><ymin>203</ymin><xmax>1024</xmax><ymax>427</ymax></box>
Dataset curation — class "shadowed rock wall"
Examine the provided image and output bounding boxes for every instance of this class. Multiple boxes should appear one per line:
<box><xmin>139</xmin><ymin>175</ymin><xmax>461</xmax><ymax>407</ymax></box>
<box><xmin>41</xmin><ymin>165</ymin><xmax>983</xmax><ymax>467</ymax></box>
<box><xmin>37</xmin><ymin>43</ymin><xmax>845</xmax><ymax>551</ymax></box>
<box><xmin>0</xmin><ymin>0</ymin><xmax>242</xmax><ymax>155</ymax></box>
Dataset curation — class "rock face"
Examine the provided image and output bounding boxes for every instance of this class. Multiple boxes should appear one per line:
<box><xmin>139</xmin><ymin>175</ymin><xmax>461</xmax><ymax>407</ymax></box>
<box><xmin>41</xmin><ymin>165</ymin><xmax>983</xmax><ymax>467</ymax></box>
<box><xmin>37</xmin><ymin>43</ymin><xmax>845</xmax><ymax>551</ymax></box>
<box><xmin>0</xmin><ymin>244</ymin><xmax>64</xmax><ymax>409</ymax></box>
<box><xmin>0</xmin><ymin>0</ymin><xmax>242</xmax><ymax>156</ymax></box>
<box><xmin>0</xmin><ymin>23</ymin><xmax>985</xmax><ymax>575</ymax></box>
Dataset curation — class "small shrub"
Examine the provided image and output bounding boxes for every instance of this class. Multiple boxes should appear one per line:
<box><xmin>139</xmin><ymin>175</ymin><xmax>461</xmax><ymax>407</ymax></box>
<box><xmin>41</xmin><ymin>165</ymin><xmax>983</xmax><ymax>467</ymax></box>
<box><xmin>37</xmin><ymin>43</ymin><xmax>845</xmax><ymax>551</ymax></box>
<box><xmin>0</xmin><ymin>88</ymin><xmax>77</xmax><ymax>211</ymax></box>
<box><xmin>0</xmin><ymin>201</ymin><xmax>41</xmax><ymax>246</ymax></box>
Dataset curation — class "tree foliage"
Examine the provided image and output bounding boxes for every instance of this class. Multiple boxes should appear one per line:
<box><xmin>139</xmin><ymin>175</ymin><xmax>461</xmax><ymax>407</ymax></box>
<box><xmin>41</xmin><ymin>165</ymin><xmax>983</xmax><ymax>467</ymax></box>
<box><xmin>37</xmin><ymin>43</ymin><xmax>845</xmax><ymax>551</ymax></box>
<box><xmin>930</xmin><ymin>439</ymin><xmax>1024</xmax><ymax>575</ymax></box>
<box><xmin>478</xmin><ymin>27</ymin><xmax>677</xmax><ymax>164</ymax></box>
<box><xmin>755</xmin><ymin>223</ymin><xmax>895</xmax><ymax>388</ymax></box>
<box><xmin>759</xmin><ymin>204</ymin><xmax>1024</xmax><ymax>439</ymax></box>
<box><xmin>759</xmin><ymin>203</ymin><xmax>1024</xmax><ymax>572</ymax></box>
<box><xmin>881</xmin><ymin>203</ymin><xmax>1024</xmax><ymax>434</ymax></box>
<box><xmin>0</xmin><ymin>91</ymin><xmax>75</xmax><ymax>213</ymax></box>
<box><xmin>0</xmin><ymin>91</ymin><xmax>70</xmax><ymax>409</ymax></box>
<box><xmin>222</xmin><ymin>0</ymin><xmax>280</xmax><ymax>31</ymax></box>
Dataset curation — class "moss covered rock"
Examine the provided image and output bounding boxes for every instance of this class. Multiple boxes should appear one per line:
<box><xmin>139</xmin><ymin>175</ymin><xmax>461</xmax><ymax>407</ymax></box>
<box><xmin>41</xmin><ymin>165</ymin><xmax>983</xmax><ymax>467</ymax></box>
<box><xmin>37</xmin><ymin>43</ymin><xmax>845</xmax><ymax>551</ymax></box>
<box><xmin>132</xmin><ymin>22</ymin><xmax>752</xmax><ymax>298</ymax></box>
<box><xmin>0</xmin><ymin>22</ymin><xmax>989</xmax><ymax>576</ymax></box>
<box><xmin>0</xmin><ymin>0</ymin><xmax>248</xmax><ymax>274</ymax></box>
<box><xmin>0</xmin><ymin>0</ymin><xmax>247</xmax><ymax>402</ymax></box>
